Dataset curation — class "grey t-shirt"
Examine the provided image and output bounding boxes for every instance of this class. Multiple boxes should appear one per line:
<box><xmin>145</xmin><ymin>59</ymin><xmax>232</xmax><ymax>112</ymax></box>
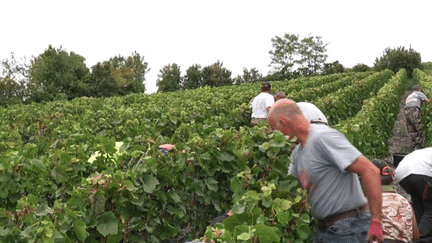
<box><xmin>289</xmin><ymin>124</ymin><xmax>367</xmax><ymax>219</ymax></box>
<box><xmin>405</xmin><ymin>91</ymin><xmax>428</xmax><ymax>109</ymax></box>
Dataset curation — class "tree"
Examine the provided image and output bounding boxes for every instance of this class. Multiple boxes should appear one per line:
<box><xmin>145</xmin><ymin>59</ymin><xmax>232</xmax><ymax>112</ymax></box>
<box><xmin>323</xmin><ymin>61</ymin><xmax>345</xmax><ymax>75</ymax></box>
<box><xmin>297</xmin><ymin>35</ymin><xmax>328</xmax><ymax>76</ymax></box>
<box><xmin>351</xmin><ymin>63</ymin><xmax>371</xmax><ymax>72</ymax></box>
<box><xmin>269</xmin><ymin>33</ymin><xmax>299</xmax><ymax>78</ymax></box>
<box><xmin>88</xmin><ymin>62</ymin><xmax>119</xmax><ymax>97</ymax></box>
<box><xmin>269</xmin><ymin>33</ymin><xmax>329</xmax><ymax>79</ymax></box>
<box><xmin>182</xmin><ymin>64</ymin><xmax>202</xmax><ymax>90</ymax></box>
<box><xmin>201</xmin><ymin>61</ymin><xmax>232</xmax><ymax>87</ymax></box>
<box><xmin>27</xmin><ymin>45</ymin><xmax>89</xmax><ymax>102</ymax></box>
<box><xmin>374</xmin><ymin>46</ymin><xmax>421</xmax><ymax>77</ymax></box>
<box><xmin>156</xmin><ymin>63</ymin><xmax>181</xmax><ymax>92</ymax></box>
<box><xmin>0</xmin><ymin>77</ymin><xmax>26</xmax><ymax>106</ymax></box>
<box><xmin>234</xmin><ymin>67</ymin><xmax>263</xmax><ymax>84</ymax></box>
<box><xmin>107</xmin><ymin>51</ymin><xmax>149</xmax><ymax>95</ymax></box>
<box><xmin>0</xmin><ymin>53</ymin><xmax>29</xmax><ymax>105</ymax></box>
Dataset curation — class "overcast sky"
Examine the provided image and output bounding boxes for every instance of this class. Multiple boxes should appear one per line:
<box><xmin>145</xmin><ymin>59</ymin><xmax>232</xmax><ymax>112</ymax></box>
<box><xmin>2</xmin><ymin>0</ymin><xmax>431</xmax><ymax>94</ymax></box>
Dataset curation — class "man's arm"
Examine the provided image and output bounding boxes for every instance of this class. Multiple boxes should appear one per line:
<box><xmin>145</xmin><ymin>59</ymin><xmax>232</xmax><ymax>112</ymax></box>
<box><xmin>266</xmin><ymin>106</ymin><xmax>271</xmax><ymax>113</ymax></box>
<box><xmin>412</xmin><ymin>207</ymin><xmax>420</xmax><ymax>241</ymax></box>
<box><xmin>346</xmin><ymin>155</ymin><xmax>382</xmax><ymax>220</ymax></box>
<box><xmin>346</xmin><ymin>155</ymin><xmax>383</xmax><ymax>242</ymax></box>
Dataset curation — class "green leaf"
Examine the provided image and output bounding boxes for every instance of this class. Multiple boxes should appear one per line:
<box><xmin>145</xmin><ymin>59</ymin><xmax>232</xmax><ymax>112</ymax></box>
<box><xmin>269</xmin><ymin>134</ymin><xmax>287</xmax><ymax>148</ymax></box>
<box><xmin>200</xmin><ymin>152</ymin><xmax>211</xmax><ymax>160</ymax></box>
<box><xmin>0</xmin><ymin>226</ymin><xmax>10</xmax><ymax>236</ymax></box>
<box><xmin>276</xmin><ymin>212</ymin><xmax>290</xmax><ymax>225</ymax></box>
<box><xmin>51</xmin><ymin>166</ymin><xmax>68</xmax><ymax>183</ymax></box>
<box><xmin>262</xmin><ymin>197</ymin><xmax>272</xmax><ymax>208</ymax></box>
<box><xmin>244</xmin><ymin>190</ymin><xmax>260</xmax><ymax>201</ymax></box>
<box><xmin>219</xmin><ymin>151</ymin><xmax>235</xmax><ymax>161</ymax></box>
<box><xmin>123</xmin><ymin>180</ymin><xmax>137</xmax><ymax>192</ymax></box>
<box><xmin>167</xmin><ymin>190</ymin><xmax>182</xmax><ymax>203</ymax></box>
<box><xmin>97</xmin><ymin>212</ymin><xmax>118</xmax><ymax>237</ymax></box>
<box><xmin>34</xmin><ymin>204</ymin><xmax>53</xmax><ymax>216</ymax></box>
<box><xmin>91</xmin><ymin>194</ymin><xmax>106</xmax><ymax>215</ymax></box>
<box><xmin>296</xmin><ymin>224</ymin><xmax>311</xmax><ymax>240</ymax></box>
<box><xmin>30</xmin><ymin>159</ymin><xmax>46</xmax><ymax>171</ymax></box>
<box><xmin>237</xmin><ymin>232</ymin><xmax>252</xmax><ymax>241</ymax></box>
<box><xmin>142</xmin><ymin>175</ymin><xmax>160</xmax><ymax>194</ymax></box>
<box><xmin>64</xmin><ymin>207</ymin><xmax>78</xmax><ymax>220</ymax></box>
<box><xmin>259</xmin><ymin>142</ymin><xmax>270</xmax><ymax>152</ymax></box>
<box><xmin>130</xmin><ymin>193</ymin><xmax>145</xmax><ymax>206</ymax></box>
<box><xmin>166</xmin><ymin>205</ymin><xmax>185</xmax><ymax>218</ymax></box>
<box><xmin>254</xmin><ymin>224</ymin><xmax>280</xmax><ymax>243</ymax></box>
<box><xmin>272</xmin><ymin>198</ymin><xmax>293</xmax><ymax>212</ymax></box>
<box><xmin>27</xmin><ymin>193</ymin><xmax>38</xmax><ymax>205</ymax></box>
<box><xmin>232</xmin><ymin>202</ymin><xmax>245</xmax><ymax>214</ymax></box>
<box><xmin>300</xmin><ymin>213</ymin><xmax>310</xmax><ymax>223</ymax></box>
<box><xmin>107</xmin><ymin>233</ymin><xmax>123</xmax><ymax>243</ymax></box>
<box><xmin>73</xmin><ymin>220</ymin><xmax>87</xmax><ymax>241</ymax></box>
<box><xmin>205</xmin><ymin>177</ymin><xmax>218</xmax><ymax>192</ymax></box>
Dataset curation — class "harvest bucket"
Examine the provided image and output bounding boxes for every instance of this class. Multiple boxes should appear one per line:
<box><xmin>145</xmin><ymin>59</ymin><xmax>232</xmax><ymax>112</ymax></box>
<box><xmin>393</xmin><ymin>152</ymin><xmax>408</xmax><ymax>168</ymax></box>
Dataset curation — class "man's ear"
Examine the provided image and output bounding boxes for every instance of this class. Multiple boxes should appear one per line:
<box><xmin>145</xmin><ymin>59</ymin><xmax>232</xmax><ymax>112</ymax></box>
<box><xmin>279</xmin><ymin>116</ymin><xmax>291</xmax><ymax>127</ymax></box>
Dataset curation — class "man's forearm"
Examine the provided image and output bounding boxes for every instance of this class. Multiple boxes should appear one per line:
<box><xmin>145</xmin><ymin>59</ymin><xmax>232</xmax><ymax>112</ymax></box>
<box><xmin>360</xmin><ymin>171</ymin><xmax>382</xmax><ymax>222</ymax></box>
<box><xmin>347</xmin><ymin>156</ymin><xmax>382</xmax><ymax>222</ymax></box>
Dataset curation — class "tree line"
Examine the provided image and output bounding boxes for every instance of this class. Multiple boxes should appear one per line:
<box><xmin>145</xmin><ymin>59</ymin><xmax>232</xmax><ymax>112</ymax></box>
<box><xmin>0</xmin><ymin>33</ymin><xmax>424</xmax><ymax>106</ymax></box>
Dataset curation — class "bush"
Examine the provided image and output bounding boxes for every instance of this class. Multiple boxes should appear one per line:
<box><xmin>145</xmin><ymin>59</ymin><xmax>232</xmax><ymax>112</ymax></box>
<box><xmin>323</xmin><ymin>61</ymin><xmax>345</xmax><ymax>75</ymax></box>
<box><xmin>352</xmin><ymin>63</ymin><xmax>371</xmax><ymax>72</ymax></box>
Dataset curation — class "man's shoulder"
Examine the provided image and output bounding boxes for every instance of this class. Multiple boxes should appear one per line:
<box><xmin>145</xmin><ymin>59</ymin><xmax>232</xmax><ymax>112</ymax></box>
<box><xmin>261</xmin><ymin>92</ymin><xmax>273</xmax><ymax>98</ymax></box>
<box><xmin>310</xmin><ymin>124</ymin><xmax>338</xmax><ymax>134</ymax></box>
<box><xmin>310</xmin><ymin>125</ymin><xmax>351</xmax><ymax>146</ymax></box>
<box><xmin>255</xmin><ymin>92</ymin><xmax>270</xmax><ymax>98</ymax></box>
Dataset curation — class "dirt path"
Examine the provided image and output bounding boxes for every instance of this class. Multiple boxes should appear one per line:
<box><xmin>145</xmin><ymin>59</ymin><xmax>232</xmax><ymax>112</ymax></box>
<box><xmin>386</xmin><ymin>90</ymin><xmax>413</xmax><ymax>159</ymax></box>
<box><xmin>385</xmin><ymin>90</ymin><xmax>413</xmax><ymax>199</ymax></box>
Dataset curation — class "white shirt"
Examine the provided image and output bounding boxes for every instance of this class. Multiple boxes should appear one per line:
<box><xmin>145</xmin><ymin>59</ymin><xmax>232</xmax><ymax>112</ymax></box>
<box><xmin>251</xmin><ymin>92</ymin><xmax>275</xmax><ymax>118</ymax></box>
<box><xmin>297</xmin><ymin>102</ymin><xmax>328</xmax><ymax>124</ymax></box>
<box><xmin>395</xmin><ymin>147</ymin><xmax>432</xmax><ymax>182</ymax></box>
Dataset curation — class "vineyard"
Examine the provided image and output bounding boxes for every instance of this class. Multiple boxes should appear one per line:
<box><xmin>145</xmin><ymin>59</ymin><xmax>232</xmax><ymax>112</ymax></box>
<box><xmin>1</xmin><ymin>68</ymin><xmax>430</xmax><ymax>243</ymax></box>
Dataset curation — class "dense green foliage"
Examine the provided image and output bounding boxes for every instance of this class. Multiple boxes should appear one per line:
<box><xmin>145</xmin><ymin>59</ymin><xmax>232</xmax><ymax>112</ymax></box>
<box><xmin>0</xmin><ymin>46</ymin><xmax>149</xmax><ymax>105</ymax></box>
<box><xmin>413</xmin><ymin>68</ymin><xmax>432</xmax><ymax>147</ymax></box>
<box><xmin>156</xmin><ymin>63</ymin><xmax>181</xmax><ymax>93</ymax></box>
<box><xmin>322</xmin><ymin>61</ymin><xmax>345</xmax><ymax>75</ymax></box>
<box><xmin>0</xmin><ymin>67</ymin><xmax>410</xmax><ymax>242</ymax></box>
<box><xmin>27</xmin><ymin>45</ymin><xmax>90</xmax><ymax>102</ymax></box>
<box><xmin>335</xmin><ymin>69</ymin><xmax>407</xmax><ymax>158</ymax></box>
<box><xmin>317</xmin><ymin>70</ymin><xmax>394</xmax><ymax>125</ymax></box>
<box><xmin>351</xmin><ymin>63</ymin><xmax>372</xmax><ymax>73</ymax></box>
<box><xmin>0</xmin><ymin>54</ymin><xmax>28</xmax><ymax>105</ymax></box>
<box><xmin>107</xmin><ymin>52</ymin><xmax>148</xmax><ymax>95</ymax></box>
<box><xmin>181</xmin><ymin>64</ymin><xmax>202</xmax><ymax>90</ymax></box>
<box><xmin>374</xmin><ymin>46</ymin><xmax>421</xmax><ymax>78</ymax></box>
<box><xmin>0</xmin><ymin>77</ymin><xmax>26</xmax><ymax>106</ymax></box>
<box><xmin>201</xmin><ymin>61</ymin><xmax>233</xmax><ymax>87</ymax></box>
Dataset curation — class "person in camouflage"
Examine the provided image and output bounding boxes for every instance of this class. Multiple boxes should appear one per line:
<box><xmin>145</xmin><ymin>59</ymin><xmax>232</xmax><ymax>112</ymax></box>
<box><xmin>405</xmin><ymin>85</ymin><xmax>429</xmax><ymax>150</ymax></box>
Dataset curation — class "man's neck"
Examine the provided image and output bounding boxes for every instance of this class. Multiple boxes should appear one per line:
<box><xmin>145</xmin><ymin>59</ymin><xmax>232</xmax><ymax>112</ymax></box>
<box><xmin>298</xmin><ymin>121</ymin><xmax>311</xmax><ymax>148</ymax></box>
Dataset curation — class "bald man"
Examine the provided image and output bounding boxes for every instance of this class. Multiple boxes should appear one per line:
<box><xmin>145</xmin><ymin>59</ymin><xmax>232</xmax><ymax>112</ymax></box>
<box><xmin>268</xmin><ymin>98</ymin><xmax>383</xmax><ymax>243</ymax></box>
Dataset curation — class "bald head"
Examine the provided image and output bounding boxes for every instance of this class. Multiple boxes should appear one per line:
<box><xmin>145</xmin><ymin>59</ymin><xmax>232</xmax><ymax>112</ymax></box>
<box><xmin>268</xmin><ymin>99</ymin><xmax>303</xmax><ymax>123</ymax></box>
<box><xmin>268</xmin><ymin>99</ymin><xmax>310</xmax><ymax>144</ymax></box>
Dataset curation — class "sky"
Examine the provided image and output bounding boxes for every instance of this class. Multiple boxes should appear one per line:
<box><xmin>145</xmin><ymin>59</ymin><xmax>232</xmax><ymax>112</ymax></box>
<box><xmin>2</xmin><ymin>0</ymin><xmax>431</xmax><ymax>94</ymax></box>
